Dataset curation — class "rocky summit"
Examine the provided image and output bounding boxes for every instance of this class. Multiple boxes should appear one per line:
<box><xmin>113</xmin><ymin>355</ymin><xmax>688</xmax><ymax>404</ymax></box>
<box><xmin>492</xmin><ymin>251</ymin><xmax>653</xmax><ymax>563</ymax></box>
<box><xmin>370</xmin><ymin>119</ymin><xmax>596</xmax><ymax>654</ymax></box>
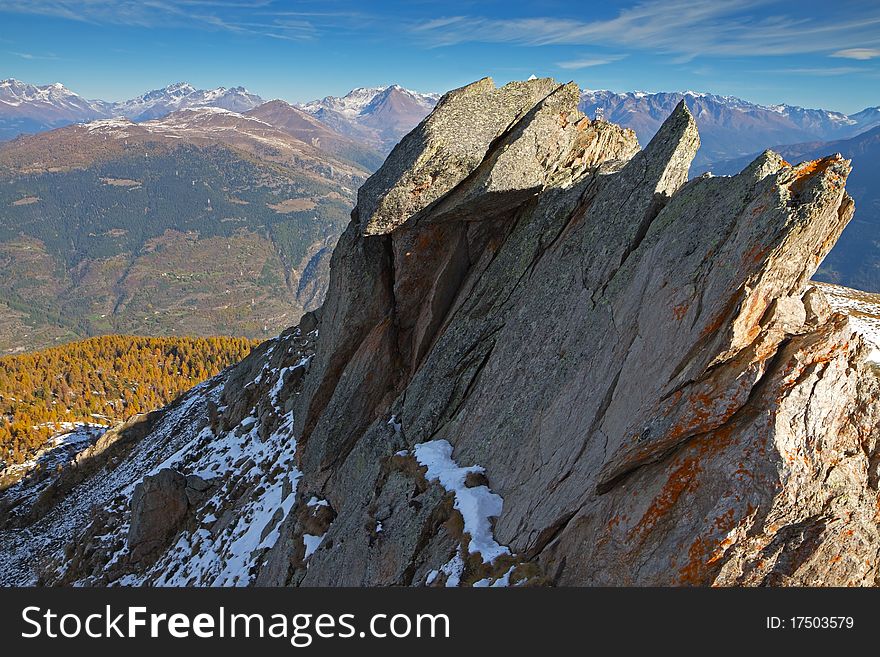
<box><xmin>3</xmin><ymin>76</ymin><xmax>879</xmax><ymax>587</ymax></box>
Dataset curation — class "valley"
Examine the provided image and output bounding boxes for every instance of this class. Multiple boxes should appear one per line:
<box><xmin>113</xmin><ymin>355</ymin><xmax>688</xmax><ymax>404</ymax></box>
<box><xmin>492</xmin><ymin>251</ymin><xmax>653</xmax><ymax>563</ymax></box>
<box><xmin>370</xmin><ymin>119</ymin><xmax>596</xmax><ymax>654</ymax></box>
<box><xmin>0</xmin><ymin>108</ymin><xmax>369</xmax><ymax>353</ymax></box>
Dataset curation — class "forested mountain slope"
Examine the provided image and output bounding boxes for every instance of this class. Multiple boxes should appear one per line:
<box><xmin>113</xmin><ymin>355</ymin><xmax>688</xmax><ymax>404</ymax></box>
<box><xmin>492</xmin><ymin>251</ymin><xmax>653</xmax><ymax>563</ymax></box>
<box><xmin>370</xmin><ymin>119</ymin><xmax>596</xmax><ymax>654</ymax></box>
<box><xmin>0</xmin><ymin>109</ymin><xmax>368</xmax><ymax>352</ymax></box>
<box><xmin>0</xmin><ymin>334</ymin><xmax>257</xmax><ymax>470</ymax></box>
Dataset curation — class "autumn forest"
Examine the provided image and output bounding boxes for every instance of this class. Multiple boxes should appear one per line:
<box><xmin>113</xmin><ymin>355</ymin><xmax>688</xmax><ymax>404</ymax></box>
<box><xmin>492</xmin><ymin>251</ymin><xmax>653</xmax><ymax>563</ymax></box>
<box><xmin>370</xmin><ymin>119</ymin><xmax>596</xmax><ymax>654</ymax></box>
<box><xmin>0</xmin><ymin>335</ymin><xmax>257</xmax><ymax>465</ymax></box>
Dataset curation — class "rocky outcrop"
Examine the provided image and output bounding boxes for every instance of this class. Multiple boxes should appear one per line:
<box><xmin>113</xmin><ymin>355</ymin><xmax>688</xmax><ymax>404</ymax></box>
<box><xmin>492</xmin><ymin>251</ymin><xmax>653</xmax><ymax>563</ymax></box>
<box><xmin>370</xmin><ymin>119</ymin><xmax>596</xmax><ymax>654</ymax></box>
<box><xmin>10</xmin><ymin>76</ymin><xmax>880</xmax><ymax>587</ymax></box>
<box><xmin>128</xmin><ymin>469</ymin><xmax>189</xmax><ymax>563</ymax></box>
<box><xmin>279</xmin><ymin>77</ymin><xmax>879</xmax><ymax>586</ymax></box>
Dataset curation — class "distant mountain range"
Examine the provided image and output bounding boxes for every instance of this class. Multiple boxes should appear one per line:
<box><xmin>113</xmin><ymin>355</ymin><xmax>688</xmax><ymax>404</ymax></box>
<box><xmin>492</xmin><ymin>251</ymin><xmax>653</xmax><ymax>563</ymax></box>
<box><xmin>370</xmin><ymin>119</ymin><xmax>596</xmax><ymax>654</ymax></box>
<box><xmin>0</xmin><ymin>79</ymin><xmax>265</xmax><ymax>139</ymax></box>
<box><xmin>579</xmin><ymin>89</ymin><xmax>880</xmax><ymax>169</ymax></box>
<box><xmin>111</xmin><ymin>82</ymin><xmax>264</xmax><ymax>122</ymax></box>
<box><xmin>0</xmin><ymin>79</ymin><xmax>107</xmax><ymax>138</ymax></box>
<box><xmin>0</xmin><ymin>79</ymin><xmax>440</xmax><ymax>151</ymax></box>
<box><xmin>5</xmin><ymin>77</ymin><xmax>877</xmax><ymax>168</ymax></box>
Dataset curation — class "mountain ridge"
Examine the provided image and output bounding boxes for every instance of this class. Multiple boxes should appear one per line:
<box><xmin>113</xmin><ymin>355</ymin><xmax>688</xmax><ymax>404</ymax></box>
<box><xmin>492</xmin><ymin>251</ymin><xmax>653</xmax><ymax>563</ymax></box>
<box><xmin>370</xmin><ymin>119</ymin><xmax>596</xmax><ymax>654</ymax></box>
<box><xmin>0</xmin><ymin>79</ymin><xmax>265</xmax><ymax>139</ymax></box>
<box><xmin>705</xmin><ymin>125</ymin><xmax>880</xmax><ymax>292</ymax></box>
<box><xmin>111</xmin><ymin>82</ymin><xmax>264</xmax><ymax>122</ymax></box>
<box><xmin>580</xmin><ymin>88</ymin><xmax>880</xmax><ymax>168</ymax></box>
<box><xmin>299</xmin><ymin>85</ymin><xmax>441</xmax><ymax>153</ymax></box>
<box><xmin>0</xmin><ymin>78</ymin><xmax>441</xmax><ymax>144</ymax></box>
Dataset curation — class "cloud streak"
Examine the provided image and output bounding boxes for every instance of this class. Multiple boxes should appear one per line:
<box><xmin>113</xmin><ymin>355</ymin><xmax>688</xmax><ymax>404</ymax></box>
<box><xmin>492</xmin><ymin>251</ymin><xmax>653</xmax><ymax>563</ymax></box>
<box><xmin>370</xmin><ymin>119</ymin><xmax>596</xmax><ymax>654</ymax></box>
<box><xmin>9</xmin><ymin>51</ymin><xmax>60</xmax><ymax>60</ymax></box>
<box><xmin>409</xmin><ymin>0</ymin><xmax>880</xmax><ymax>60</ymax></box>
<box><xmin>765</xmin><ymin>66</ymin><xmax>865</xmax><ymax>76</ymax></box>
<box><xmin>832</xmin><ymin>48</ymin><xmax>880</xmax><ymax>60</ymax></box>
<box><xmin>6</xmin><ymin>0</ymin><xmax>880</xmax><ymax>61</ymax></box>
<box><xmin>556</xmin><ymin>55</ymin><xmax>626</xmax><ymax>70</ymax></box>
<box><xmin>0</xmin><ymin>0</ymin><xmax>368</xmax><ymax>42</ymax></box>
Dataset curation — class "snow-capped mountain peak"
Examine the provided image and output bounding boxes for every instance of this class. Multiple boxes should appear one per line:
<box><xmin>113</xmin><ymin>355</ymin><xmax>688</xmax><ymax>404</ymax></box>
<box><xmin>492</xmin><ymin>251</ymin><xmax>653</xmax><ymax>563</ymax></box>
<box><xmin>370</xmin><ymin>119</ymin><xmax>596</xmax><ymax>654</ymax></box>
<box><xmin>0</xmin><ymin>78</ymin><xmax>109</xmax><ymax>123</ymax></box>
<box><xmin>300</xmin><ymin>84</ymin><xmax>439</xmax><ymax>119</ymax></box>
<box><xmin>111</xmin><ymin>83</ymin><xmax>264</xmax><ymax>122</ymax></box>
<box><xmin>297</xmin><ymin>84</ymin><xmax>441</xmax><ymax>152</ymax></box>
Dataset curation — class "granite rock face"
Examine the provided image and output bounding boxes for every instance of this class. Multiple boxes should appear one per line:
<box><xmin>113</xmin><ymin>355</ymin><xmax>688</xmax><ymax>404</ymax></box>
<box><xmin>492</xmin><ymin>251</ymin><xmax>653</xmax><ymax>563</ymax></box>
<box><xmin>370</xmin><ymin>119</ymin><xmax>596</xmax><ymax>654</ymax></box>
<box><xmin>283</xmin><ymin>77</ymin><xmax>879</xmax><ymax>586</ymax></box>
<box><xmin>15</xmin><ymin>77</ymin><xmax>880</xmax><ymax>587</ymax></box>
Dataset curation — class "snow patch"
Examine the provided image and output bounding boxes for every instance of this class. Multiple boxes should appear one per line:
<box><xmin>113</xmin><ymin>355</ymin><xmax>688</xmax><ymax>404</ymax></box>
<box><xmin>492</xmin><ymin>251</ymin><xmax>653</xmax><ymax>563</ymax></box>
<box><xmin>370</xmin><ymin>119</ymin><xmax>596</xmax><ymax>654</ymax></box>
<box><xmin>473</xmin><ymin>565</ymin><xmax>515</xmax><ymax>587</ymax></box>
<box><xmin>413</xmin><ymin>439</ymin><xmax>509</xmax><ymax>564</ymax></box>
<box><xmin>817</xmin><ymin>283</ymin><xmax>880</xmax><ymax>364</ymax></box>
<box><xmin>303</xmin><ymin>533</ymin><xmax>325</xmax><ymax>559</ymax></box>
<box><xmin>439</xmin><ymin>553</ymin><xmax>465</xmax><ymax>587</ymax></box>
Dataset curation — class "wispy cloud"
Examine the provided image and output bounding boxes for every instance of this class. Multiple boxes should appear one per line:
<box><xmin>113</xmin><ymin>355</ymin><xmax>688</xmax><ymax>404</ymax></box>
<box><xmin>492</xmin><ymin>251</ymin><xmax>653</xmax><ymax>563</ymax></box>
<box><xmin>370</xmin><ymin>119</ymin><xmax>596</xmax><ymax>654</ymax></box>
<box><xmin>0</xmin><ymin>0</ymin><xmax>366</xmax><ymax>42</ymax></box>
<box><xmin>831</xmin><ymin>48</ymin><xmax>880</xmax><ymax>60</ymax></box>
<box><xmin>409</xmin><ymin>0</ymin><xmax>880</xmax><ymax>60</ymax></box>
<box><xmin>765</xmin><ymin>66</ymin><xmax>864</xmax><ymax>76</ymax></box>
<box><xmin>9</xmin><ymin>50</ymin><xmax>60</xmax><ymax>60</ymax></box>
<box><xmin>556</xmin><ymin>55</ymin><xmax>626</xmax><ymax>70</ymax></box>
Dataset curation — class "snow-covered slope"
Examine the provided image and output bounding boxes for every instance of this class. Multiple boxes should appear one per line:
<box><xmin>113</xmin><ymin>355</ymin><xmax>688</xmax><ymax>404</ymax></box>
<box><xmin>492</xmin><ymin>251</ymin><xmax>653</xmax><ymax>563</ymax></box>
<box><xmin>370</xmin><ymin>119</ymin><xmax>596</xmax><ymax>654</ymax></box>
<box><xmin>0</xmin><ymin>326</ymin><xmax>314</xmax><ymax>585</ymax></box>
<box><xmin>301</xmin><ymin>85</ymin><xmax>389</xmax><ymax>119</ymax></box>
<box><xmin>0</xmin><ymin>382</ymin><xmax>216</xmax><ymax>585</ymax></box>
<box><xmin>0</xmin><ymin>424</ymin><xmax>106</xmax><ymax>492</ymax></box>
<box><xmin>301</xmin><ymin>84</ymin><xmax>439</xmax><ymax>119</ymax></box>
<box><xmin>0</xmin><ymin>78</ymin><xmax>110</xmax><ymax>138</ymax></box>
<box><xmin>817</xmin><ymin>283</ymin><xmax>880</xmax><ymax>364</ymax></box>
<box><xmin>0</xmin><ymin>78</ymin><xmax>109</xmax><ymax>119</ymax></box>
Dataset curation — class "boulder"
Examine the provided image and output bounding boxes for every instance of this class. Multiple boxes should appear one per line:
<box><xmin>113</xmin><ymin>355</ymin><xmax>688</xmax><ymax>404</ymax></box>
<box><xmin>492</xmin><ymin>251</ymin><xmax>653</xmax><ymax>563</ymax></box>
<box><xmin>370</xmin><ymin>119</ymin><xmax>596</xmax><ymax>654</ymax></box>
<box><xmin>128</xmin><ymin>468</ymin><xmax>189</xmax><ymax>564</ymax></box>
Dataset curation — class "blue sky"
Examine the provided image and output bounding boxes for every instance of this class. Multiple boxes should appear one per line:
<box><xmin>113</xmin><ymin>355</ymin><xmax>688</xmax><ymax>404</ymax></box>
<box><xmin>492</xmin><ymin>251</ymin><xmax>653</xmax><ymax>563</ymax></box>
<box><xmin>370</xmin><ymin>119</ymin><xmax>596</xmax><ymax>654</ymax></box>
<box><xmin>0</xmin><ymin>0</ymin><xmax>878</xmax><ymax>113</ymax></box>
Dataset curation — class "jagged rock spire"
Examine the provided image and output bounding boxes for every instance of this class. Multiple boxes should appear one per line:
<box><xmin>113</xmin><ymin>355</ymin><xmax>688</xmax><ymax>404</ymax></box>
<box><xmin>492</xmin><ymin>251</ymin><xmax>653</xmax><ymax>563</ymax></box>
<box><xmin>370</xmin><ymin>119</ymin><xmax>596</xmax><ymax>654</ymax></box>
<box><xmin>289</xmin><ymin>77</ymin><xmax>875</xmax><ymax>586</ymax></box>
<box><xmin>357</xmin><ymin>76</ymin><xmax>561</xmax><ymax>235</ymax></box>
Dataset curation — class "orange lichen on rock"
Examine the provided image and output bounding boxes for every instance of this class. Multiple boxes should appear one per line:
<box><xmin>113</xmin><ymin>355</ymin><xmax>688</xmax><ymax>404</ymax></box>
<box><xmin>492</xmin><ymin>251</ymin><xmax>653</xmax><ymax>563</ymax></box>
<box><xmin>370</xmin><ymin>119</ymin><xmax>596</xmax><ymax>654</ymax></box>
<box><xmin>630</xmin><ymin>456</ymin><xmax>700</xmax><ymax>538</ymax></box>
<box><xmin>744</xmin><ymin>242</ymin><xmax>769</xmax><ymax>267</ymax></box>
<box><xmin>665</xmin><ymin>391</ymin><xmax>719</xmax><ymax>442</ymax></box>
<box><xmin>789</xmin><ymin>155</ymin><xmax>842</xmax><ymax>194</ymax></box>
<box><xmin>679</xmin><ymin>536</ymin><xmax>713</xmax><ymax>585</ymax></box>
<box><xmin>699</xmin><ymin>292</ymin><xmax>743</xmax><ymax>339</ymax></box>
<box><xmin>679</xmin><ymin>503</ymin><xmax>750</xmax><ymax>583</ymax></box>
<box><xmin>607</xmin><ymin>513</ymin><xmax>626</xmax><ymax>530</ymax></box>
